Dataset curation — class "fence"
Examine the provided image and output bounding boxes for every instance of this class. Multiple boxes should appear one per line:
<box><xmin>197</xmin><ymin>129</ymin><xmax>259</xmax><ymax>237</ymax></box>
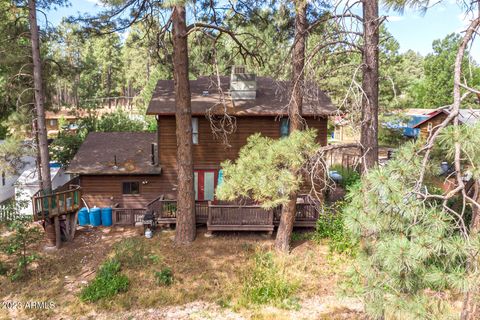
<box><xmin>0</xmin><ymin>205</ymin><xmax>30</xmax><ymax>223</ymax></box>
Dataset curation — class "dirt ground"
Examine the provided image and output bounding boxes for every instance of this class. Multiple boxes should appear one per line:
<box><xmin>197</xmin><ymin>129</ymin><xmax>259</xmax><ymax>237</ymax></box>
<box><xmin>0</xmin><ymin>224</ymin><xmax>364</xmax><ymax>320</ymax></box>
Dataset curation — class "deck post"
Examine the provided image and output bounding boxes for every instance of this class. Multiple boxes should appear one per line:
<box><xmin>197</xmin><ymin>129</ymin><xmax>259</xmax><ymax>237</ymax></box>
<box><xmin>65</xmin><ymin>214</ymin><xmax>71</xmax><ymax>241</ymax></box>
<box><xmin>54</xmin><ymin>216</ymin><xmax>61</xmax><ymax>249</ymax></box>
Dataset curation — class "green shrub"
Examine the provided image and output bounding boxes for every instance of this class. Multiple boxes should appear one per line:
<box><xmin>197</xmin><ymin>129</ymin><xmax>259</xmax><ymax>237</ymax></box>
<box><xmin>80</xmin><ymin>259</ymin><xmax>129</xmax><ymax>302</ymax></box>
<box><xmin>313</xmin><ymin>204</ymin><xmax>356</xmax><ymax>254</ymax></box>
<box><xmin>290</xmin><ymin>231</ymin><xmax>313</xmax><ymax>242</ymax></box>
<box><xmin>113</xmin><ymin>237</ymin><xmax>147</xmax><ymax>268</ymax></box>
<box><xmin>2</xmin><ymin>220</ymin><xmax>41</xmax><ymax>281</ymax></box>
<box><xmin>329</xmin><ymin>164</ymin><xmax>360</xmax><ymax>189</ymax></box>
<box><xmin>154</xmin><ymin>267</ymin><xmax>173</xmax><ymax>286</ymax></box>
<box><xmin>241</xmin><ymin>251</ymin><xmax>298</xmax><ymax>309</ymax></box>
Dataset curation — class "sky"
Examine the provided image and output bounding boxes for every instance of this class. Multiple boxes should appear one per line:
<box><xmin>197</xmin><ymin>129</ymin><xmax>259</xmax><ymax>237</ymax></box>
<box><xmin>45</xmin><ymin>0</ymin><xmax>479</xmax><ymax>61</ymax></box>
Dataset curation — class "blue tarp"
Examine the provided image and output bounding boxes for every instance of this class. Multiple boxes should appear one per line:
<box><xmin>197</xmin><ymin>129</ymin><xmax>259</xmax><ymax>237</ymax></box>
<box><xmin>384</xmin><ymin>115</ymin><xmax>429</xmax><ymax>138</ymax></box>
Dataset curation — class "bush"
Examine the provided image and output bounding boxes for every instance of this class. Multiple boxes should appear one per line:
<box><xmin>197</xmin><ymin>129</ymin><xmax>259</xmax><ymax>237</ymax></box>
<box><xmin>80</xmin><ymin>259</ymin><xmax>129</xmax><ymax>302</ymax></box>
<box><xmin>313</xmin><ymin>204</ymin><xmax>356</xmax><ymax>254</ymax></box>
<box><xmin>329</xmin><ymin>165</ymin><xmax>360</xmax><ymax>189</ymax></box>
<box><xmin>241</xmin><ymin>251</ymin><xmax>298</xmax><ymax>309</ymax></box>
<box><xmin>113</xmin><ymin>238</ymin><xmax>147</xmax><ymax>268</ymax></box>
<box><xmin>154</xmin><ymin>267</ymin><xmax>173</xmax><ymax>286</ymax></box>
<box><xmin>2</xmin><ymin>220</ymin><xmax>42</xmax><ymax>281</ymax></box>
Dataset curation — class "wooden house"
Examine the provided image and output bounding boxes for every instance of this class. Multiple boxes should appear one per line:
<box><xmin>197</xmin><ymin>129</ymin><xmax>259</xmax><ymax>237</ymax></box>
<box><xmin>413</xmin><ymin>108</ymin><xmax>480</xmax><ymax>140</ymax></box>
<box><xmin>67</xmin><ymin>71</ymin><xmax>336</xmax><ymax>229</ymax></box>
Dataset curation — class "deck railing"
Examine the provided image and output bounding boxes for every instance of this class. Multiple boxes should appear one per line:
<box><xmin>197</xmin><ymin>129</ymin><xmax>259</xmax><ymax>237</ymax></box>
<box><xmin>112</xmin><ymin>207</ymin><xmax>147</xmax><ymax>225</ymax></box>
<box><xmin>112</xmin><ymin>197</ymin><xmax>320</xmax><ymax>228</ymax></box>
<box><xmin>32</xmin><ymin>186</ymin><xmax>82</xmax><ymax>221</ymax></box>
<box><xmin>147</xmin><ymin>198</ymin><xmax>319</xmax><ymax>229</ymax></box>
<box><xmin>208</xmin><ymin>204</ymin><xmax>274</xmax><ymax>231</ymax></box>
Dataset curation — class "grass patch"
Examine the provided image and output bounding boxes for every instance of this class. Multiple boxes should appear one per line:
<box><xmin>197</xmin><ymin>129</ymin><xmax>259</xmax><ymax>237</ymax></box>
<box><xmin>291</xmin><ymin>231</ymin><xmax>313</xmax><ymax>242</ymax></box>
<box><xmin>80</xmin><ymin>259</ymin><xmax>129</xmax><ymax>303</ymax></box>
<box><xmin>313</xmin><ymin>205</ymin><xmax>356</xmax><ymax>255</ymax></box>
<box><xmin>154</xmin><ymin>267</ymin><xmax>174</xmax><ymax>286</ymax></box>
<box><xmin>113</xmin><ymin>237</ymin><xmax>147</xmax><ymax>268</ymax></box>
<box><xmin>240</xmin><ymin>251</ymin><xmax>299</xmax><ymax>309</ymax></box>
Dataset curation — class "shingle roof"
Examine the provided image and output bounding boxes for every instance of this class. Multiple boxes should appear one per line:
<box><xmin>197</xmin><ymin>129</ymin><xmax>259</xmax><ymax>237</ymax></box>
<box><xmin>147</xmin><ymin>76</ymin><xmax>336</xmax><ymax>117</ymax></box>
<box><xmin>413</xmin><ymin>108</ymin><xmax>480</xmax><ymax>128</ymax></box>
<box><xmin>67</xmin><ymin>132</ymin><xmax>161</xmax><ymax>175</ymax></box>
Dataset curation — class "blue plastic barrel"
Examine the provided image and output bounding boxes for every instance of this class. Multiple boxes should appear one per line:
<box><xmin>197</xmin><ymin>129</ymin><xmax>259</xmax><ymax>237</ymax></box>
<box><xmin>89</xmin><ymin>208</ymin><xmax>102</xmax><ymax>227</ymax></box>
<box><xmin>101</xmin><ymin>207</ymin><xmax>113</xmax><ymax>227</ymax></box>
<box><xmin>78</xmin><ymin>208</ymin><xmax>90</xmax><ymax>226</ymax></box>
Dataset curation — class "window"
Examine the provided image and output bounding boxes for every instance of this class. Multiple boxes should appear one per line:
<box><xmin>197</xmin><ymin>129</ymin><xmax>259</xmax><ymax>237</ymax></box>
<box><xmin>192</xmin><ymin>118</ymin><xmax>199</xmax><ymax>144</ymax></box>
<box><xmin>427</xmin><ymin>122</ymin><xmax>433</xmax><ymax>132</ymax></box>
<box><xmin>280</xmin><ymin>118</ymin><xmax>290</xmax><ymax>137</ymax></box>
<box><xmin>122</xmin><ymin>182</ymin><xmax>140</xmax><ymax>194</ymax></box>
<box><xmin>1</xmin><ymin>172</ymin><xmax>5</xmax><ymax>186</ymax></box>
<box><xmin>49</xmin><ymin>119</ymin><xmax>58</xmax><ymax>127</ymax></box>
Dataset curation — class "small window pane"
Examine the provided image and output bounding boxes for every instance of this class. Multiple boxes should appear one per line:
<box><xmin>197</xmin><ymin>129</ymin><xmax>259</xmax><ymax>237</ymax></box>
<box><xmin>192</xmin><ymin>118</ymin><xmax>199</xmax><ymax>144</ymax></box>
<box><xmin>122</xmin><ymin>182</ymin><xmax>140</xmax><ymax>194</ymax></box>
<box><xmin>280</xmin><ymin>118</ymin><xmax>289</xmax><ymax>137</ymax></box>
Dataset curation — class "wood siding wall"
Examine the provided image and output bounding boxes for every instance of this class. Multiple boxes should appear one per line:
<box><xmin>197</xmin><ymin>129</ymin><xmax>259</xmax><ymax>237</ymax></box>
<box><xmin>80</xmin><ymin>116</ymin><xmax>328</xmax><ymax>207</ymax></box>
<box><xmin>80</xmin><ymin>175</ymin><xmax>163</xmax><ymax>208</ymax></box>
<box><xmin>418</xmin><ymin>113</ymin><xmax>447</xmax><ymax>140</ymax></box>
<box><xmin>158</xmin><ymin>116</ymin><xmax>328</xmax><ymax>198</ymax></box>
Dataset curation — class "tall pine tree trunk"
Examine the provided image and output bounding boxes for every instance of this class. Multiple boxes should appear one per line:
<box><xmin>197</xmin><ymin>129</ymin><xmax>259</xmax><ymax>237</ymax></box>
<box><xmin>28</xmin><ymin>0</ymin><xmax>52</xmax><ymax>193</ymax></box>
<box><xmin>274</xmin><ymin>0</ymin><xmax>306</xmax><ymax>252</ymax></box>
<box><xmin>172</xmin><ymin>5</ymin><xmax>196</xmax><ymax>245</ymax></box>
<box><xmin>360</xmin><ymin>0</ymin><xmax>379</xmax><ymax>173</ymax></box>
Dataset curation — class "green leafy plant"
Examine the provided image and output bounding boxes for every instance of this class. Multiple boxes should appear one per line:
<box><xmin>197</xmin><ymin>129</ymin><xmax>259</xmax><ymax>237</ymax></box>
<box><xmin>290</xmin><ymin>231</ymin><xmax>313</xmax><ymax>242</ymax></box>
<box><xmin>2</xmin><ymin>220</ymin><xmax>42</xmax><ymax>281</ymax></box>
<box><xmin>113</xmin><ymin>237</ymin><xmax>147</xmax><ymax>268</ymax></box>
<box><xmin>217</xmin><ymin>130</ymin><xmax>319</xmax><ymax>209</ymax></box>
<box><xmin>342</xmin><ymin>141</ymin><xmax>474</xmax><ymax>319</ymax></box>
<box><xmin>154</xmin><ymin>267</ymin><xmax>174</xmax><ymax>286</ymax></box>
<box><xmin>329</xmin><ymin>164</ymin><xmax>360</xmax><ymax>189</ymax></box>
<box><xmin>80</xmin><ymin>259</ymin><xmax>129</xmax><ymax>302</ymax></box>
<box><xmin>148</xmin><ymin>254</ymin><xmax>162</xmax><ymax>264</ymax></box>
<box><xmin>240</xmin><ymin>251</ymin><xmax>298</xmax><ymax>309</ymax></box>
<box><xmin>313</xmin><ymin>207</ymin><xmax>356</xmax><ymax>255</ymax></box>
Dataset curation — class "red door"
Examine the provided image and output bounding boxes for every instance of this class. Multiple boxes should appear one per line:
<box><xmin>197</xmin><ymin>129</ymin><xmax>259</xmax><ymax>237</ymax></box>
<box><xmin>194</xmin><ymin>170</ymin><xmax>218</xmax><ymax>201</ymax></box>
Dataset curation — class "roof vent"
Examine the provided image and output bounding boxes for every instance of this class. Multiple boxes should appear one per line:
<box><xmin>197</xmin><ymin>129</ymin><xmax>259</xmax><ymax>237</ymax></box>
<box><xmin>230</xmin><ymin>66</ymin><xmax>256</xmax><ymax>100</ymax></box>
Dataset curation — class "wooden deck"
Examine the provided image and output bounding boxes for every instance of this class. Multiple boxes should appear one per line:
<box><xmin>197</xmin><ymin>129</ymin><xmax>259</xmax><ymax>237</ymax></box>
<box><xmin>32</xmin><ymin>186</ymin><xmax>82</xmax><ymax>221</ymax></box>
<box><xmin>32</xmin><ymin>184</ymin><xmax>82</xmax><ymax>248</ymax></box>
<box><xmin>142</xmin><ymin>198</ymin><xmax>320</xmax><ymax>232</ymax></box>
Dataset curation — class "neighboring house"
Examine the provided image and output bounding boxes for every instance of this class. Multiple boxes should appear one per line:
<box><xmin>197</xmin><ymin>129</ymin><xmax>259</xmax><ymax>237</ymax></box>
<box><xmin>15</xmin><ymin>163</ymin><xmax>71</xmax><ymax>215</ymax></box>
<box><xmin>67</xmin><ymin>70</ymin><xmax>335</xmax><ymax>209</ymax></box>
<box><xmin>331</xmin><ymin>115</ymin><xmax>359</xmax><ymax>143</ymax></box>
<box><xmin>0</xmin><ymin>141</ymin><xmax>36</xmax><ymax>205</ymax></box>
<box><xmin>401</xmin><ymin>109</ymin><xmax>436</xmax><ymax>138</ymax></box>
<box><xmin>45</xmin><ymin>104</ymin><xmax>140</xmax><ymax>137</ymax></box>
<box><xmin>413</xmin><ymin>108</ymin><xmax>480</xmax><ymax>139</ymax></box>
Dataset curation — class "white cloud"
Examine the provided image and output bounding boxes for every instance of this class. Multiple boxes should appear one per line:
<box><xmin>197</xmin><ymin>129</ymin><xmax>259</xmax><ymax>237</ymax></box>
<box><xmin>387</xmin><ymin>15</ymin><xmax>405</xmax><ymax>22</ymax></box>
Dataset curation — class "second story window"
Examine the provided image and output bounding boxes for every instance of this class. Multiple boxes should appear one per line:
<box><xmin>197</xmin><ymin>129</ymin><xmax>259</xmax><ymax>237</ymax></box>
<box><xmin>280</xmin><ymin>118</ymin><xmax>290</xmax><ymax>137</ymax></box>
<box><xmin>192</xmin><ymin>118</ymin><xmax>199</xmax><ymax>144</ymax></box>
<box><xmin>122</xmin><ymin>181</ymin><xmax>140</xmax><ymax>195</ymax></box>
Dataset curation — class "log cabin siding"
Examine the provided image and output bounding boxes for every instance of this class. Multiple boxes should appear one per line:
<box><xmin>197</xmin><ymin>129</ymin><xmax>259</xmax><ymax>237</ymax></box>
<box><xmin>80</xmin><ymin>175</ymin><xmax>165</xmax><ymax>208</ymax></box>
<box><xmin>80</xmin><ymin>116</ymin><xmax>328</xmax><ymax>207</ymax></box>
<box><xmin>417</xmin><ymin>112</ymin><xmax>448</xmax><ymax>140</ymax></box>
<box><xmin>157</xmin><ymin>116</ymin><xmax>328</xmax><ymax>170</ymax></box>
